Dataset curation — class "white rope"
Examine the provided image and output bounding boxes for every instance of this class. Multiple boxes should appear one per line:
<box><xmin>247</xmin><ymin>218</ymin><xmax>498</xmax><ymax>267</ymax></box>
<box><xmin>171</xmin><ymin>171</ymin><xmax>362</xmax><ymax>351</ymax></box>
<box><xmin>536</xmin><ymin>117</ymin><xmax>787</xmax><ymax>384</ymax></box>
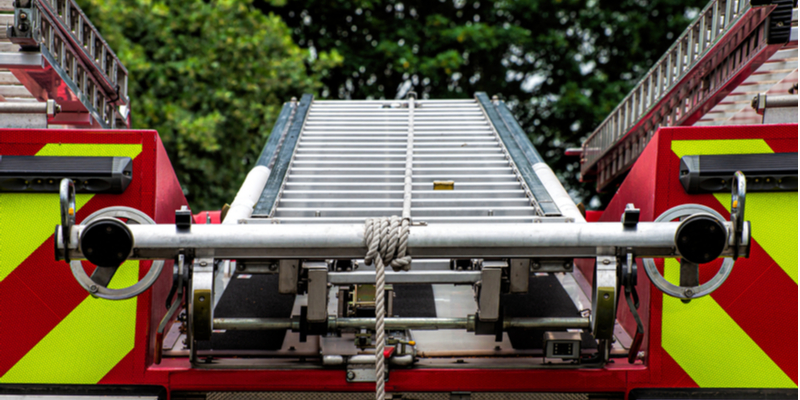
<box><xmin>364</xmin><ymin>93</ymin><xmax>415</xmax><ymax>400</ymax></box>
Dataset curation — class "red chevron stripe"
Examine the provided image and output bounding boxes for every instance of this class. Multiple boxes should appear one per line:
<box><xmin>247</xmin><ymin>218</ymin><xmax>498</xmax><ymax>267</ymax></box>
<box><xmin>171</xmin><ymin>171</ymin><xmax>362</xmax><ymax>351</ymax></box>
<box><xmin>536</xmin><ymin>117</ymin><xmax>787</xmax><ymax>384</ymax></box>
<box><xmin>0</xmin><ymin>273</ymin><xmax>62</xmax><ymax>376</ymax></box>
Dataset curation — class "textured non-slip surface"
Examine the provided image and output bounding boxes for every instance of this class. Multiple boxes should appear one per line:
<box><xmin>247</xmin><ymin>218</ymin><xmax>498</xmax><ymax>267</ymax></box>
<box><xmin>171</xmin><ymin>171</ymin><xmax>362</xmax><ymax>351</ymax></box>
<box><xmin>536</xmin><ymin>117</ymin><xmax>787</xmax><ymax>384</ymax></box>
<box><xmin>196</xmin><ymin>274</ymin><xmax>295</xmax><ymax>350</ymax></box>
<box><xmin>391</xmin><ymin>284</ymin><xmax>437</xmax><ymax>318</ymax></box>
<box><xmin>502</xmin><ymin>273</ymin><xmax>596</xmax><ymax>350</ymax></box>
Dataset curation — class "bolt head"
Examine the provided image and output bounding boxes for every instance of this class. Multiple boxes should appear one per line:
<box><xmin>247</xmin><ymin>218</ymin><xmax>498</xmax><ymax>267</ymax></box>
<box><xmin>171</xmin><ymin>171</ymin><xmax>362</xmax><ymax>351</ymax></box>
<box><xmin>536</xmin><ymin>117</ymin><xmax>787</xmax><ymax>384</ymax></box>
<box><xmin>346</xmin><ymin>371</ymin><xmax>356</xmax><ymax>380</ymax></box>
<box><xmin>602</xmin><ymin>259</ymin><xmax>610</xmax><ymax>265</ymax></box>
<box><xmin>89</xmin><ymin>285</ymin><xmax>98</xmax><ymax>293</ymax></box>
<box><xmin>684</xmin><ymin>288</ymin><xmax>694</xmax><ymax>298</ymax></box>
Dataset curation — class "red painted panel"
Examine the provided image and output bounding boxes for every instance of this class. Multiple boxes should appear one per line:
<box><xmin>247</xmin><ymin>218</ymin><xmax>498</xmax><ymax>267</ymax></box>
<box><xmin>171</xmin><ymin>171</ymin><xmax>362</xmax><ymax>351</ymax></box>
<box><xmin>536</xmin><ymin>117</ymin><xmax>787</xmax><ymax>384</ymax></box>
<box><xmin>724</xmin><ymin>262</ymin><xmax>798</xmax><ymax>383</ymax></box>
<box><xmin>97</xmin><ymin>350</ymin><xmax>136</xmax><ymax>385</ymax></box>
<box><xmin>0</xmin><ymin>274</ymin><xmax>61</xmax><ymax>376</ymax></box>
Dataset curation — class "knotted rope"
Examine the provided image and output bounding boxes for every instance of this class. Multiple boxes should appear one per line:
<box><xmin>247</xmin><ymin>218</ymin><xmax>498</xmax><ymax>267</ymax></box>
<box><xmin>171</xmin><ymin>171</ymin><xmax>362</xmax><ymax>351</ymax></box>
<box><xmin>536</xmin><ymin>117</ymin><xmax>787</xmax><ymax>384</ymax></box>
<box><xmin>365</xmin><ymin>93</ymin><xmax>415</xmax><ymax>400</ymax></box>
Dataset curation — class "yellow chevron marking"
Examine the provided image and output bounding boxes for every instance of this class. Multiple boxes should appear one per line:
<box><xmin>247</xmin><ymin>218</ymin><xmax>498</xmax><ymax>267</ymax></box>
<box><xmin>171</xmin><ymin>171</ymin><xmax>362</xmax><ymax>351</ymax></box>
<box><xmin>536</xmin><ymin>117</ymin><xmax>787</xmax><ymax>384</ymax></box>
<box><xmin>671</xmin><ymin>140</ymin><xmax>797</xmax><ymax>283</ymax></box>
<box><xmin>0</xmin><ymin>144</ymin><xmax>142</xmax><ymax>282</ymax></box>
<box><xmin>0</xmin><ymin>260</ymin><xmax>138</xmax><ymax>384</ymax></box>
<box><xmin>662</xmin><ymin>259</ymin><xmax>796</xmax><ymax>388</ymax></box>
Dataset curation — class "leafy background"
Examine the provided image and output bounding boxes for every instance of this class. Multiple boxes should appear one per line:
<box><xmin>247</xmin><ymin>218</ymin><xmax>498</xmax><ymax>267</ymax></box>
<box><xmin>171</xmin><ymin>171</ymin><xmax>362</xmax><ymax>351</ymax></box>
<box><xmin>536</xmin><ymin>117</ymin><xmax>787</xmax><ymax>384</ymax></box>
<box><xmin>78</xmin><ymin>0</ymin><xmax>699</xmax><ymax>212</ymax></box>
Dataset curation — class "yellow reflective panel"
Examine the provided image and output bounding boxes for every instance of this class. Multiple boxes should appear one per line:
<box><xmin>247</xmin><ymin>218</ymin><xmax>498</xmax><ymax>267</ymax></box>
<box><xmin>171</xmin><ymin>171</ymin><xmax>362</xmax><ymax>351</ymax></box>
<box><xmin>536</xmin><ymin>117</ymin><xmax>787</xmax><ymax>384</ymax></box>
<box><xmin>0</xmin><ymin>194</ymin><xmax>91</xmax><ymax>282</ymax></box>
<box><xmin>671</xmin><ymin>139</ymin><xmax>773</xmax><ymax>158</ymax></box>
<box><xmin>0</xmin><ymin>260</ymin><xmax>138</xmax><ymax>384</ymax></box>
<box><xmin>714</xmin><ymin>192</ymin><xmax>798</xmax><ymax>283</ymax></box>
<box><xmin>662</xmin><ymin>259</ymin><xmax>796</xmax><ymax>388</ymax></box>
<box><xmin>36</xmin><ymin>143</ymin><xmax>143</xmax><ymax>158</ymax></box>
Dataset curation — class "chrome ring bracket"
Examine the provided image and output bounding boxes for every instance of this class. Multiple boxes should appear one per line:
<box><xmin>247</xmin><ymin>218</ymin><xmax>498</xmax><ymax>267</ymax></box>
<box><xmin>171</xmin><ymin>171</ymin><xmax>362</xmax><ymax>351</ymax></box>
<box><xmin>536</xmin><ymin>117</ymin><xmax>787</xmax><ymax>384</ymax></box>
<box><xmin>642</xmin><ymin>205</ymin><xmax>734</xmax><ymax>300</ymax></box>
<box><xmin>69</xmin><ymin>206</ymin><xmax>165</xmax><ymax>300</ymax></box>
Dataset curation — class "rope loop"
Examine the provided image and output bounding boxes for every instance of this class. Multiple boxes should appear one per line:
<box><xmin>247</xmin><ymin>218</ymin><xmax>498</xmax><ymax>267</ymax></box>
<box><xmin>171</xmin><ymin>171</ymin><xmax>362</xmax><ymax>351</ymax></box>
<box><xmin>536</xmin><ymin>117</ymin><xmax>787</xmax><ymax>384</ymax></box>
<box><xmin>364</xmin><ymin>216</ymin><xmax>411</xmax><ymax>272</ymax></box>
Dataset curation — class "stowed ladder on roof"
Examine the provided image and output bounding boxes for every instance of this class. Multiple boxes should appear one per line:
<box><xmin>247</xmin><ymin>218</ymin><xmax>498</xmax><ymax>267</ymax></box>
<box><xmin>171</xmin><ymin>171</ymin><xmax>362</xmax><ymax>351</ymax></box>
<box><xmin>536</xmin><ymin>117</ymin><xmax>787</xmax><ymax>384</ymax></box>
<box><xmin>0</xmin><ymin>0</ymin><xmax>129</xmax><ymax>128</ymax></box>
<box><xmin>251</xmin><ymin>93</ymin><xmax>585</xmax><ymax>225</ymax></box>
<box><xmin>580</xmin><ymin>0</ymin><xmax>797</xmax><ymax>191</ymax></box>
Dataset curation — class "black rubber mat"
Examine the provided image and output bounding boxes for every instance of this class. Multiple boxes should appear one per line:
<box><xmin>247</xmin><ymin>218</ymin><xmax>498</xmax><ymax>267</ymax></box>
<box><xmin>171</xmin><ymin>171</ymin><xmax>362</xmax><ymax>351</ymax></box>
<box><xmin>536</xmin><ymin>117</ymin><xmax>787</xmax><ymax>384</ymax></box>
<box><xmin>391</xmin><ymin>284</ymin><xmax>437</xmax><ymax>318</ymax></box>
<box><xmin>502</xmin><ymin>273</ymin><xmax>596</xmax><ymax>350</ymax></box>
<box><xmin>196</xmin><ymin>273</ymin><xmax>296</xmax><ymax>350</ymax></box>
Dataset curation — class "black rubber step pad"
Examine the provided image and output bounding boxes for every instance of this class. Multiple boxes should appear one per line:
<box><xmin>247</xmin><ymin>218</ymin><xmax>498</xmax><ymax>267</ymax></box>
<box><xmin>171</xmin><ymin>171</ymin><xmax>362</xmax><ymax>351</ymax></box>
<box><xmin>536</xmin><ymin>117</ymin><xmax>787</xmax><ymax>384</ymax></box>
<box><xmin>502</xmin><ymin>273</ymin><xmax>596</xmax><ymax>350</ymax></box>
<box><xmin>196</xmin><ymin>273</ymin><xmax>296</xmax><ymax>350</ymax></box>
<box><xmin>391</xmin><ymin>284</ymin><xmax>437</xmax><ymax>318</ymax></box>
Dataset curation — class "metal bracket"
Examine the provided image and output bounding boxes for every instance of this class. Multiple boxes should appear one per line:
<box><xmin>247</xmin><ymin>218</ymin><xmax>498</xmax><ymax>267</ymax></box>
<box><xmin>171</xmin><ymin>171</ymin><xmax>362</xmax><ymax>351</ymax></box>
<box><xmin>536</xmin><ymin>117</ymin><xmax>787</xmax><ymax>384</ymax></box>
<box><xmin>508</xmin><ymin>258</ymin><xmax>530</xmax><ymax>293</ymax></box>
<box><xmin>58</xmin><ymin>178</ymin><xmax>76</xmax><ymax>263</ymax></box>
<box><xmin>304</xmin><ymin>261</ymin><xmax>329</xmax><ymax>323</ymax></box>
<box><xmin>622</xmin><ymin>203</ymin><xmax>640</xmax><ymax>228</ymax></box>
<box><xmin>176</xmin><ymin>206</ymin><xmax>192</xmax><ymax>231</ymax></box>
<box><xmin>477</xmin><ymin>260</ymin><xmax>506</xmax><ymax>321</ymax></box>
<box><xmin>190</xmin><ymin>258</ymin><xmax>215</xmax><ymax>343</ymax></box>
<box><xmin>278</xmin><ymin>259</ymin><xmax>300</xmax><ymax>294</ymax></box>
<box><xmin>591</xmin><ymin>254</ymin><xmax>617</xmax><ymax>341</ymax></box>
<box><xmin>731</xmin><ymin>171</ymin><xmax>746</xmax><ymax>259</ymax></box>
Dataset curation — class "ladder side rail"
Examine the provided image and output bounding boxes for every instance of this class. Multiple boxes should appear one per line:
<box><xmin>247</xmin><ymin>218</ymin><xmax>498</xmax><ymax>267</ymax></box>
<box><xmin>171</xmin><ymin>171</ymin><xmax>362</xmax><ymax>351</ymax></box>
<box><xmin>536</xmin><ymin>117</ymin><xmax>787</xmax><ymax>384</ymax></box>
<box><xmin>253</xmin><ymin>93</ymin><xmax>313</xmax><ymax>216</ymax></box>
<box><xmin>476</xmin><ymin>92</ymin><xmax>561</xmax><ymax>217</ymax></box>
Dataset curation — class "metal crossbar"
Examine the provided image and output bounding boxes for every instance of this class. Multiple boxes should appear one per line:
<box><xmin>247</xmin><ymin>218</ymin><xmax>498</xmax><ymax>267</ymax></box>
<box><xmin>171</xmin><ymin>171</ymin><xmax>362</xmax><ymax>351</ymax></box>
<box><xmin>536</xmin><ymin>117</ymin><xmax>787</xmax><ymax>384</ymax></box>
<box><xmin>581</xmin><ymin>0</ymin><xmax>796</xmax><ymax>190</ymax></box>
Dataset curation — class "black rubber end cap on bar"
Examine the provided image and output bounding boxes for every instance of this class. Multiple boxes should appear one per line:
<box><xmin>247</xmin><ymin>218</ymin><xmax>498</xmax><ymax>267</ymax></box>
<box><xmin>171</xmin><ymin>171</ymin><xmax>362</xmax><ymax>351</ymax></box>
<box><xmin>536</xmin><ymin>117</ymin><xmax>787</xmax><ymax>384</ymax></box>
<box><xmin>674</xmin><ymin>215</ymin><xmax>727</xmax><ymax>265</ymax></box>
<box><xmin>80</xmin><ymin>218</ymin><xmax>134</xmax><ymax>268</ymax></box>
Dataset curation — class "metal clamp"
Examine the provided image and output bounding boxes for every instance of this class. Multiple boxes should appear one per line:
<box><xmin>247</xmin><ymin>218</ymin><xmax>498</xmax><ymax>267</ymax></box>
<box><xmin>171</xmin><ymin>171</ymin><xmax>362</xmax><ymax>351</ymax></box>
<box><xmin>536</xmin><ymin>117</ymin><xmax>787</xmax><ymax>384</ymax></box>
<box><xmin>731</xmin><ymin>171</ymin><xmax>746</xmax><ymax>260</ymax></box>
<box><xmin>68</xmin><ymin>207</ymin><xmax>165</xmax><ymax>300</ymax></box>
<box><xmin>642</xmin><ymin>205</ymin><xmax>735</xmax><ymax>300</ymax></box>
<box><xmin>591</xmin><ymin>254</ymin><xmax>617</xmax><ymax>341</ymax></box>
<box><xmin>59</xmin><ymin>178</ymin><xmax>76</xmax><ymax>263</ymax></box>
<box><xmin>190</xmin><ymin>258</ymin><xmax>215</xmax><ymax>343</ymax></box>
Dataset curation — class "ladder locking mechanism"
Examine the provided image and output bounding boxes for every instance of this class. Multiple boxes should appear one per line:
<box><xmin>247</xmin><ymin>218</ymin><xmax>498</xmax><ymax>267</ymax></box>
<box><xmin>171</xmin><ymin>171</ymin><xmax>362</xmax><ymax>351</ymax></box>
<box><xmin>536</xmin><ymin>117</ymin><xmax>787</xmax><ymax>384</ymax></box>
<box><xmin>57</xmin><ymin>181</ymin><xmax>166</xmax><ymax>300</ymax></box>
<box><xmin>642</xmin><ymin>173</ymin><xmax>750</xmax><ymax>300</ymax></box>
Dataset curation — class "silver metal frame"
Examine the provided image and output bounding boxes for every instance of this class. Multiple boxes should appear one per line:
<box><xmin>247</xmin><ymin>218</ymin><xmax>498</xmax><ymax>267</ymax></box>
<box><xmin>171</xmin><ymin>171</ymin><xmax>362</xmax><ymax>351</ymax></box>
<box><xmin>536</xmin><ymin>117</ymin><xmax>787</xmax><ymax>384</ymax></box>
<box><xmin>58</xmin><ymin>219</ymin><xmax>740</xmax><ymax>260</ymax></box>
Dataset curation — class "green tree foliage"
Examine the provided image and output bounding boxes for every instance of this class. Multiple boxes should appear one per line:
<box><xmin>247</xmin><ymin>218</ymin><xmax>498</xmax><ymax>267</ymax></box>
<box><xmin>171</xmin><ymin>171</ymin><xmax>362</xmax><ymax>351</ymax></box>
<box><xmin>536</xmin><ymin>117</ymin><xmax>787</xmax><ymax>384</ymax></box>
<box><xmin>77</xmin><ymin>0</ymin><xmax>342</xmax><ymax>211</ymax></box>
<box><xmin>259</xmin><ymin>0</ymin><xmax>698</xmax><ymax>206</ymax></box>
